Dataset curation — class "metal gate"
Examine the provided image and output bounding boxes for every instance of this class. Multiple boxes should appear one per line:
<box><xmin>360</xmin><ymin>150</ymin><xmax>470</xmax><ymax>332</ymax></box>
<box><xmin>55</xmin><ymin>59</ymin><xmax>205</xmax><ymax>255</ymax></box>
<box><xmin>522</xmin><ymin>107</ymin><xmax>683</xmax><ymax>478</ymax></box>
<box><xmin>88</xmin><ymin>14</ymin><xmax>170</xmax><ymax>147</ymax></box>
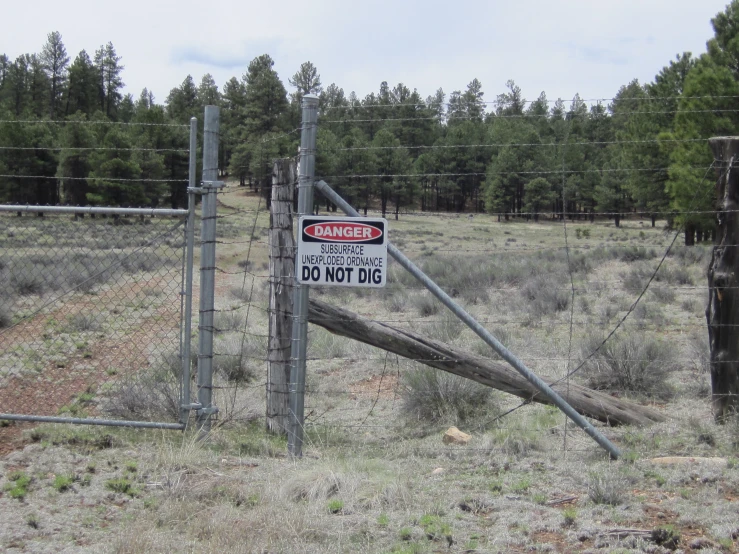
<box><xmin>0</xmin><ymin>204</ymin><xmax>193</xmax><ymax>430</ymax></box>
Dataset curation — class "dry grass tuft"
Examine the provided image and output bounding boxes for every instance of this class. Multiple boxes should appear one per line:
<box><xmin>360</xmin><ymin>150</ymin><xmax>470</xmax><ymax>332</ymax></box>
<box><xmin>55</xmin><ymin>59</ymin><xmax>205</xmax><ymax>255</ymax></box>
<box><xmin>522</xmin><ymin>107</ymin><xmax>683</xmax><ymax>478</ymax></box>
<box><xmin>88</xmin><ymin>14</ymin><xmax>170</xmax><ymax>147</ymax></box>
<box><xmin>280</xmin><ymin>468</ymin><xmax>348</xmax><ymax>502</ymax></box>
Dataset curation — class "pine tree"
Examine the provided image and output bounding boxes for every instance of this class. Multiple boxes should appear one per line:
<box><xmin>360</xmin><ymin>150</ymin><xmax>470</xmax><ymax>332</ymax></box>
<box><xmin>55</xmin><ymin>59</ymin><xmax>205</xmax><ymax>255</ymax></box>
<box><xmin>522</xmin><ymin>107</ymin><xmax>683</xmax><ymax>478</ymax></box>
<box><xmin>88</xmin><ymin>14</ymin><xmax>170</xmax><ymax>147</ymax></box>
<box><xmin>196</xmin><ymin>73</ymin><xmax>220</xmax><ymax>107</ymax></box>
<box><xmin>0</xmin><ymin>119</ymin><xmax>57</xmax><ymax>204</ymax></box>
<box><xmin>27</xmin><ymin>55</ymin><xmax>49</xmax><ymax>118</ymax></box>
<box><xmin>242</xmin><ymin>54</ymin><xmax>289</xmax><ymax>137</ymax></box>
<box><xmin>65</xmin><ymin>50</ymin><xmax>99</xmax><ymax>116</ymax></box>
<box><xmin>289</xmin><ymin>61</ymin><xmax>322</xmax><ymax>104</ymax></box>
<box><xmin>4</xmin><ymin>55</ymin><xmax>31</xmax><ymax>116</ymax></box>
<box><xmin>663</xmin><ymin>57</ymin><xmax>739</xmax><ymax>244</ymax></box>
<box><xmin>166</xmin><ymin>75</ymin><xmax>198</xmax><ymax>123</ymax></box>
<box><xmin>88</xmin><ymin>127</ymin><xmax>142</xmax><ymax>206</ymax></box>
<box><xmin>118</xmin><ymin>93</ymin><xmax>135</xmax><ymax>123</ymax></box>
<box><xmin>221</xmin><ymin>77</ymin><xmax>247</xmax><ymax>183</ymax></box>
<box><xmin>94</xmin><ymin>43</ymin><xmax>124</xmax><ymax>119</ymax></box>
<box><xmin>40</xmin><ymin>31</ymin><xmax>69</xmax><ymax>119</ymax></box>
<box><xmin>0</xmin><ymin>54</ymin><xmax>10</xmax><ymax>108</ymax></box>
<box><xmin>57</xmin><ymin>112</ymin><xmax>95</xmax><ymax>205</ymax></box>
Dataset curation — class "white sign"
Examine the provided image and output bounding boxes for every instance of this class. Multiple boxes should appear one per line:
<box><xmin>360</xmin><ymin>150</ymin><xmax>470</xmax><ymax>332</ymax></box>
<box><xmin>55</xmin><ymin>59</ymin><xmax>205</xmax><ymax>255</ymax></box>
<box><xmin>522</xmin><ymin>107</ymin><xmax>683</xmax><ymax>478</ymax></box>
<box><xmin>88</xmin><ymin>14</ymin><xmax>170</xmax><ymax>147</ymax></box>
<box><xmin>297</xmin><ymin>216</ymin><xmax>388</xmax><ymax>287</ymax></box>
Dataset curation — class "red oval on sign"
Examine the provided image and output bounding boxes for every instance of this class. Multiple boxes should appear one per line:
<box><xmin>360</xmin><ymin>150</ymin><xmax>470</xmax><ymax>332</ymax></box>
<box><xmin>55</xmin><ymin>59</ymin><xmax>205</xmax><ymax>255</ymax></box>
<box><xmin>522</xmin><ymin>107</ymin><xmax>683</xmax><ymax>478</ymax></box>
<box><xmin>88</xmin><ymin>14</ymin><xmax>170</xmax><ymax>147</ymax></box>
<box><xmin>304</xmin><ymin>222</ymin><xmax>382</xmax><ymax>242</ymax></box>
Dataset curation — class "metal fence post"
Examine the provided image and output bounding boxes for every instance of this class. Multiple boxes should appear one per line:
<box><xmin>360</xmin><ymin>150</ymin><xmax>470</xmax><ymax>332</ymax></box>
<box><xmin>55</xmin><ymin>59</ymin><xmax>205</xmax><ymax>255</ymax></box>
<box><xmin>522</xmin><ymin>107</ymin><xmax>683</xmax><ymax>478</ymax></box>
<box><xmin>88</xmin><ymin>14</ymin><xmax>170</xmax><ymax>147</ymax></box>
<box><xmin>288</xmin><ymin>94</ymin><xmax>319</xmax><ymax>457</ymax></box>
<box><xmin>181</xmin><ymin>117</ymin><xmax>197</xmax><ymax>426</ymax></box>
<box><xmin>196</xmin><ymin>106</ymin><xmax>221</xmax><ymax>433</ymax></box>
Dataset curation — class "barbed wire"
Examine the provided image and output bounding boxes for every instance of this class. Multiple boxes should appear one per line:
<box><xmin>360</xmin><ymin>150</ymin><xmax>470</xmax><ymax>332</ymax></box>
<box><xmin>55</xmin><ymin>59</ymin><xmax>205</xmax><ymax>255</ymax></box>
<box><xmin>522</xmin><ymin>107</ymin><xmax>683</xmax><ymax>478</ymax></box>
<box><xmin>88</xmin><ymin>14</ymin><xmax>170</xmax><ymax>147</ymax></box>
<box><xmin>310</xmin><ymin>208</ymin><xmax>724</xmax><ymax>217</ymax></box>
<box><xmin>317</xmin><ymin>166</ymin><xmax>707</xmax><ymax>179</ymax></box>
<box><xmin>219</xmin><ymin>277</ymin><xmax>712</xmax><ymax>292</ymax></box>
<box><xmin>215</xmin><ymin>309</ymin><xmax>715</xmax><ymax>331</ymax></box>
<box><xmin>320</xmin><ymin>94</ymin><xmax>739</xmax><ymax>111</ymax></box>
<box><xmin>0</xmin><ymin>174</ymin><xmax>188</xmax><ymax>183</ymax></box>
<box><xmin>0</xmin><ymin>146</ymin><xmax>189</xmax><ymax>153</ymax></box>
<box><xmin>0</xmin><ymin>119</ymin><xmax>190</xmax><ymax>128</ymax></box>
<box><xmin>228</xmin><ymin>242</ymin><xmax>706</xmax><ymax>256</ymax></box>
<box><xmin>336</xmin><ymin>137</ymin><xmax>708</xmax><ymax>152</ymax></box>
<box><xmin>212</xmin><ymin>352</ymin><xmax>714</xmax><ymax>364</ymax></box>
<box><xmin>320</xmin><ymin>108</ymin><xmax>739</xmax><ymax>123</ymax></box>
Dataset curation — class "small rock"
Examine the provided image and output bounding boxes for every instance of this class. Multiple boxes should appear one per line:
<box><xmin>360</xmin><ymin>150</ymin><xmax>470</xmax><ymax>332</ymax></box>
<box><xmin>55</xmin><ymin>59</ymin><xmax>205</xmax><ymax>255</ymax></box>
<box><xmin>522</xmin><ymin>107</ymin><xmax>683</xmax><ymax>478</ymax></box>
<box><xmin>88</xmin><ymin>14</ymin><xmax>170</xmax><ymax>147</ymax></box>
<box><xmin>442</xmin><ymin>426</ymin><xmax>471</xmax><ymax>445</ymax></box>
<box><xmin>431</xmin><ymin>467</ymin><xmax>445</xmax><ymax>475</ymax></box>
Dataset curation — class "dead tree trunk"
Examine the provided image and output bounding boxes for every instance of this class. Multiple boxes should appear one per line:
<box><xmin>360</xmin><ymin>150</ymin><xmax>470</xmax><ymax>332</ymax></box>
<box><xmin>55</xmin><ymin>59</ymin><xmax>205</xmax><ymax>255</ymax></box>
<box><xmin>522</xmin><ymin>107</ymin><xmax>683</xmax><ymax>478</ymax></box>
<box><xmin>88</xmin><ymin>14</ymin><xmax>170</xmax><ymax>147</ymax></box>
<box><xmin>267</xmin><ymin>159</ymin><xmax>297</xmax><ymax>434</ymax></box>
<box><xmin>308</xmin><ymin>299</ymin><xmax>666</xmax><ymax>426</ymax></box>
<box><xmin>707</xmin><ymin>137</ymin><xmax>739</xmax><ymax>421</ymax></box>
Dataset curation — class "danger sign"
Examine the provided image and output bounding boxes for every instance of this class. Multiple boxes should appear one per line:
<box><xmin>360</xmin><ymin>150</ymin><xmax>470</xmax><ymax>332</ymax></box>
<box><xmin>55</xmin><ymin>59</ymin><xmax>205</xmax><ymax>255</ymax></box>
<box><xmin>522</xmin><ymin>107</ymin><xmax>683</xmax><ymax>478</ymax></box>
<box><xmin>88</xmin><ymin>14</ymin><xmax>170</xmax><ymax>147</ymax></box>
<box><xmin>297</xmin><ymin>216</ymin><xmax>388</xmax><ymax>287</ymax></box>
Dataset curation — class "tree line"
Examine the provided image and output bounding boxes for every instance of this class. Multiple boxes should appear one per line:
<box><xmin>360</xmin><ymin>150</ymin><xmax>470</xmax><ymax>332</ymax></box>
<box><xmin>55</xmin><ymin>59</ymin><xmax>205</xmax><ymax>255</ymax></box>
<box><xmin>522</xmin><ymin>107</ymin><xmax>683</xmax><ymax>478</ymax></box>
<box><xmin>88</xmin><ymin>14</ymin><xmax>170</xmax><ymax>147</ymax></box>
<box><xmin>2</xmin><ymin>2</ymin><xmax>739</xmax><ymax>244</ymax></box>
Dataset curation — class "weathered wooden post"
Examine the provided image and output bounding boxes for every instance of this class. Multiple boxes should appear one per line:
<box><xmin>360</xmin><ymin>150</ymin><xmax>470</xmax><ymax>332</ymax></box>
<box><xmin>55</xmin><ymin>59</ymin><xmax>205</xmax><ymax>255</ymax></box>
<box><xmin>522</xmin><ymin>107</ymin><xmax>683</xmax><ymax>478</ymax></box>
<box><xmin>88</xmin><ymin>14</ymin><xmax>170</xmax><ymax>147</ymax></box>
<box><xmin>266</xmin><ymin>159</ymin><xmax>297</xmax><ymax>434</ymax></box>
<box><xmin>707</xmin><ymin>137</ymin><xmax>739</xmax><ymax>421</ymax></box>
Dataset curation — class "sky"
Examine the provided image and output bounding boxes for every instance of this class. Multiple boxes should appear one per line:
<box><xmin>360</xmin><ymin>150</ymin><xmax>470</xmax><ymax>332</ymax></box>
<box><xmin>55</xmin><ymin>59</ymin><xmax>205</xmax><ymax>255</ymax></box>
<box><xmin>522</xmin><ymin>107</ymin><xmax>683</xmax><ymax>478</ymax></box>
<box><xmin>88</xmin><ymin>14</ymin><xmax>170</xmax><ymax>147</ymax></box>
<box><xmin>1</xmin><ymin>0</ymin><xmax>732</xmax><ymax>108</ymax></box>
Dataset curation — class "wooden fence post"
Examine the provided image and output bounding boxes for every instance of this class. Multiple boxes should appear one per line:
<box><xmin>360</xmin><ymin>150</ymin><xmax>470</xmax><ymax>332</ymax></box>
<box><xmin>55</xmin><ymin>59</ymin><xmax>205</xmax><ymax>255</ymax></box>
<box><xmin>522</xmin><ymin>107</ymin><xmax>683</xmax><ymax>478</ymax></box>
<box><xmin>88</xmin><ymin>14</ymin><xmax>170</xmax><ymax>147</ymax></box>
<box><xmin>266</xmin><ymin>158</ymin><xmax>297</xmax><ymax>434</ymax></box>
<box><xmin>707</xmin><ymin>137</ymin><xmax>739</xmax><ymax>421</ymax></box>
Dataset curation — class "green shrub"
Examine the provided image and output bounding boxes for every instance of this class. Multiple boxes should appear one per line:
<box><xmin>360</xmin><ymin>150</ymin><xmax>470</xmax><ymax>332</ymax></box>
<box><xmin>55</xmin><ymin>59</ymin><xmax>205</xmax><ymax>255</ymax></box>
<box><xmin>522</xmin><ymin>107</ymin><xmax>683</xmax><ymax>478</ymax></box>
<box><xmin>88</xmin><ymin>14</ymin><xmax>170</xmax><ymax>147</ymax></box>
<box><xmin>424</xmin><ymin>311</ymin><xmax>464</xmax><ymax>344</ymax></box>
<box><xmin>562</xmin><ymin>507</ymin><xmax>577</xmax><ymax>526</ymax></box>
<box><xmin>26</xmin><ymin>513</ymin><xmax>40</xmax><ymax>529</ymax></box>
<box><xmin>213</xmin><ymin>310</ymin><xmax>244</xmax><ymax>334</ymax></box>
<box><xmin>619</xmin><ymin>245</ymin><xmax>656</xmax><ymax>262</ymax></box>
<box><xmin>53</xmin><ymin>474</ymin><xmax>74</xmax><ymax>492</ymax></box>
<box><xmin>410</xmin><ymin>293</ymin><xmax>440</xmax><ymax>317</ymax></box>
<box><xmin>587</xmin><ymin>470</ymin><xmax>627</xmax><ymax>506</ymax></box>
<box><xmin>105</xmin><ymin>478</ymin><xmax>138</xmax><ymax>497</ymax></box>
<box><xmin>0</xmin><ymin>303</ymin><xmax>13</xmax><ymax>328</ymax></box>
<box><xmin>520</xmin><ymin>274</ymin><xmax>570</xmax><ymax>316</ymax></box>
<box><xmin>4</xmin><ymin>471</ymin><xmax>31</xmax><ymax>500</ymax></box>
<box><xmin>327</xmin><ymin>499</ymin><xmax>344</xmax><ymax>514</ymax></box>
<box><xmin>102</xmin><ymin>364</ymin><xmax>180</xmax><ymax>422</ymax></box>
<box><xmin>307</xmin><ymin>328</ymin><xmax>350</xmax><ymax>360</ymax></box>
<box><xmin>621</xmin><ymin>262</ymin><xmax>652</xmax><ymax>294</ymax></box>
<box><xmin>401</xmin><ymin>367</ymin><xmax>497</xmax><ymax>427</ymax></box>
<box><xmin>63</xmin><ymin>313</ymin><xmax>100</xmax><ymax>333</ymax></box>
<box><xmin>213</xmin><ymin>335</ymin><xmax>263</xmax><ymax>382</ymax></box>
<box><xmin>578</xmin><ymin>331</ymin><xmax>674</xmax><ymax>400</ymax></box>
<box><xmin>11</xmin><ymin>272</ymin><xmax>45</xmax><ymax>296</ymax></box>
<box><xmin>649</xmin><ymin>285</ymin><xmax>676</xmax><ymax>304</ymax></box>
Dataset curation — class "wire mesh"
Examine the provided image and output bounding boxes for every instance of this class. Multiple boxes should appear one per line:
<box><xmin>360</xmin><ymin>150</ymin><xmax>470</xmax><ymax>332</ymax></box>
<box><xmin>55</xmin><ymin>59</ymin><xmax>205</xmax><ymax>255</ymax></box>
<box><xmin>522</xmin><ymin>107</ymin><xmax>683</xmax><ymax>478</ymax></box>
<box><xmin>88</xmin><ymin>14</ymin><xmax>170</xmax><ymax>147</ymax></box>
<box><xmin>0</xmin><ymin>208</ymin><xmax>189</xmax><ymax>425</ymax></box>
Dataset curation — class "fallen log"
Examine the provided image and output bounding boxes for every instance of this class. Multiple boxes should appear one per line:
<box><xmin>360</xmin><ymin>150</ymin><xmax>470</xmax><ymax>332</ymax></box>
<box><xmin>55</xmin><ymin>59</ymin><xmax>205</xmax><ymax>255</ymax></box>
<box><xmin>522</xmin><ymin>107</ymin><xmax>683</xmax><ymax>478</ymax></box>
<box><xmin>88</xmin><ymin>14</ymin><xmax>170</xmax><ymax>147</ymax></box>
<box><xmin>308</xmin><ymin>299</ymin><xmax>666</xmax><ymax>426</ymax></box>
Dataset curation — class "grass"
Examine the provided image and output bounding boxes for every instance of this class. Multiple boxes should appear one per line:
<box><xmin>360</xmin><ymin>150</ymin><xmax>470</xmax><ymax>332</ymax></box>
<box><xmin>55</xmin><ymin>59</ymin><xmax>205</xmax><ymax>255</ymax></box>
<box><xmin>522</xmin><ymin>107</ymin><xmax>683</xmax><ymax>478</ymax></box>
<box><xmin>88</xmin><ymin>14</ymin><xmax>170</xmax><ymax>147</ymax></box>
<box><xmin>105</xmin><ymin>478</ymin><xmax>139</xmax><ymax>497</ymax></box>
<box><xmin>327</xmin><ymin>499</ymin><xmax>344</xmax><ymax>513</ymax></box>
<box><xmin>3</xmin><ymin>471</ymin><xmax>32</xmax><ymax>500</ymax></box>
<box><xmin>562</xmin><ymin>507</ymin><xmax>577</xmax><ymax>526</ymax></box>
<box><xmin>53</xmin><ymin>474</ymin><xmax>75</xmax><ymax>492</ymax></box>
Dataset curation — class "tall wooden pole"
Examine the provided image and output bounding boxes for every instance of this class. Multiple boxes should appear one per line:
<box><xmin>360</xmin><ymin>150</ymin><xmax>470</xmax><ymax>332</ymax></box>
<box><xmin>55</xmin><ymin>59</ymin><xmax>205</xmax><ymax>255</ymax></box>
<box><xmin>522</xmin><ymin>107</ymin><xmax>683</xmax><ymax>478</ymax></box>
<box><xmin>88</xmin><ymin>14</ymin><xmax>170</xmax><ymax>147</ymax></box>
<box><xmin>267</xmin><ymin>159</ymin><xmax>297</xmax><ymax>434</ymax></box>
<box><xmin>707</xmin><ymin>137</ymin><xmax>739</xmax><ymax>421</ymax></box>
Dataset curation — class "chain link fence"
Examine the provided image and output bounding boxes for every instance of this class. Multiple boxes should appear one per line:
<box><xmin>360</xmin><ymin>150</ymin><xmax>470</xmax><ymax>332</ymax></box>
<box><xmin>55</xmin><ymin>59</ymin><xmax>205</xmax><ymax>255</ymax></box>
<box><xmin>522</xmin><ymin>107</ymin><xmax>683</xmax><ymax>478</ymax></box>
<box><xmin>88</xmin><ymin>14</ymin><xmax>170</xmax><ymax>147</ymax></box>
<box><xmin>0</xmin><ymin>205</ymin><xmax>192</xmax><ymax>428</ymax></box>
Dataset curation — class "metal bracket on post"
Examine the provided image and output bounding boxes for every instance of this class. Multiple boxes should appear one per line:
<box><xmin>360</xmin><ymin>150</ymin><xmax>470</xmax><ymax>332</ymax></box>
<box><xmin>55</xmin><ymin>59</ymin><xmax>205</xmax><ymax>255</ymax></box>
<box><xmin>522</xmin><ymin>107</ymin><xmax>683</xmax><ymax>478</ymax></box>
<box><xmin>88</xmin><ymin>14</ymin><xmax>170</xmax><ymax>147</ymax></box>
<box><xmin>287</xmin><ymin>95</ymin><xmax>319</xmax><ymax>458</ymax></box>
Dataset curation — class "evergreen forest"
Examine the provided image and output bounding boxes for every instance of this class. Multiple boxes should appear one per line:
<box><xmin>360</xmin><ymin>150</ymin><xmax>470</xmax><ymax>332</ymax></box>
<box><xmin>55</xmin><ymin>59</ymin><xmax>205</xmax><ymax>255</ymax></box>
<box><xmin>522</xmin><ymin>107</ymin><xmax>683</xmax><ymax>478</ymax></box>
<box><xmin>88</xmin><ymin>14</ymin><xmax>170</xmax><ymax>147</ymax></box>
<box><xmin>3</xmin><ymin>2</ymin><xmax>739</xmax><ymax>244</ymax></box>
